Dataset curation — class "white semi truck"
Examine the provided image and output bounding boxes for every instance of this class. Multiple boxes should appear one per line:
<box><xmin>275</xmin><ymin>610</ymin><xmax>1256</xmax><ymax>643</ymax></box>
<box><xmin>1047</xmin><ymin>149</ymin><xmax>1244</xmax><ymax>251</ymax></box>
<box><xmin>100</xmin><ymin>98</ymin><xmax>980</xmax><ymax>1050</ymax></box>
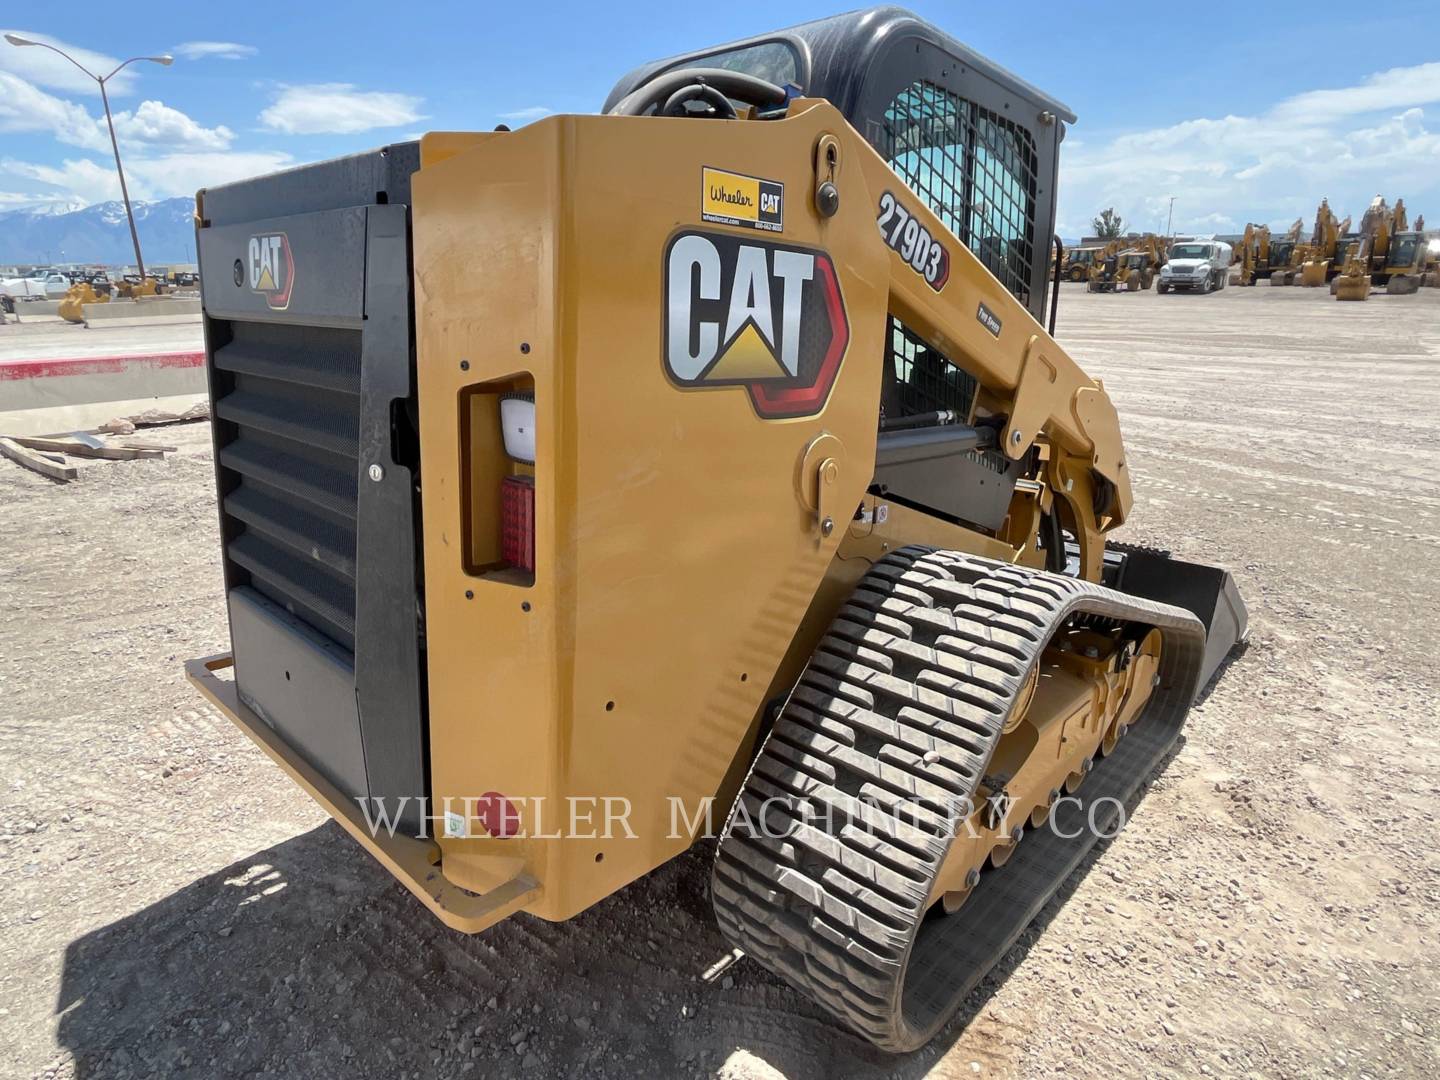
<box><xmin>1158</xmin><ymin>239</ymin><xmax>1233</xmax><ymax>294</ymax></box>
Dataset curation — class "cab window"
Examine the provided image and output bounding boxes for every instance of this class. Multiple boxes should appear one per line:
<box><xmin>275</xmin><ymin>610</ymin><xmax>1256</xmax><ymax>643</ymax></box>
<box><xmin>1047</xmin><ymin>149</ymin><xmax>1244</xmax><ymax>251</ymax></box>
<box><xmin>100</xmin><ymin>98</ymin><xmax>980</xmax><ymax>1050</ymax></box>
<box><xmin>664</xmin><ymin>41</ymin><xmax>799</xmax><ymax>90</ymax></box>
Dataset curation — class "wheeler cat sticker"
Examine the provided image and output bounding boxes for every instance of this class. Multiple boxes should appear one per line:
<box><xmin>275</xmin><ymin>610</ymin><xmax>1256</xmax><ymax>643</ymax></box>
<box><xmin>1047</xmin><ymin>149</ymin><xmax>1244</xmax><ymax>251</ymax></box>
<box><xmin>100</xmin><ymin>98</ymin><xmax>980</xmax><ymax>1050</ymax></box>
<box><xmin>876</xmin><ymin>191</ymin><xmax>950</xmax><ymax>291</ymax></box>
<box><xmin>701</xmin><ymin>166</ymin><xmax>784</xmax><ymax>232</ymax></box>
<box><xmin>663</xmin><ymin>230</ymin><xmax>848</xmax><ymax>420</ymax></box>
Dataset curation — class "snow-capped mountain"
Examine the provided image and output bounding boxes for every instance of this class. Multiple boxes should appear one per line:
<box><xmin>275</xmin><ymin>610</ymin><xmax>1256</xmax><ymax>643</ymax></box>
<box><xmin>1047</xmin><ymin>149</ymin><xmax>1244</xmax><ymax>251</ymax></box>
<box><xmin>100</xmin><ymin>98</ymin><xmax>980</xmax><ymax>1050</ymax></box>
<box><xmin>0</xmin><ymin>198</ymin><xmax>198</xmax><ymax>266</ymax></box>
<box><xmin>19</xmin><ymin>199</ymin><xmax>90</xmax><ymax>218</ymax></box>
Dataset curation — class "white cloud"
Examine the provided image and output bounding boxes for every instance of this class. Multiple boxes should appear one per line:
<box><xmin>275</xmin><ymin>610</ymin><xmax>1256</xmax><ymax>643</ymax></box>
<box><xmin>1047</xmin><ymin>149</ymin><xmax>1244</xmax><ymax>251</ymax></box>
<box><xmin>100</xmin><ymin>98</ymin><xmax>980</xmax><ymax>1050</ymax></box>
<box><xmin>259</xmin><ymin>83</ymin><xmax>425</xmax><ymax>135</ymax></box>
<box><xmin>498</xmin><ymin>106</ymin><xmax>552</xmax><ymax>123</ymax></box>
<box><xmin>1057</xmin><ymin>62</ymin><xmax>1440</xmax><ymax>238</ymax></box>
<box><xmin>110</xmin><ymin>100</ymin><xmax>234</xmax><ymax>151</ymax></box>
<box><xmin>1274</xmin><ymin>62</ymin><xmax>1440</xmax><ymax>124</ymax></box>
<box><xmin>173</xmin><ymin>41</ymin><xmax>256</xmax><ymax>61</ymax></box>
<box><xmin>0</xmin><ymin>73</ymin><xmax>232</xmax><ymax>153</ymax></box>
<box><xmin>3</xmin><ymin>157</ymin><xmax>121</xmax><ymax>203</ymax></box>
<box><xmin>0</xmin><ymin>71</ymin><xmax>108</xmax><ymax>151</ymax></box>
<box><xmin>0</xmin><ymin>30</ymin><xmax>141</xmax><ymax>95</ymax></box>
<box><xmin>127</xmin><ymin>150</ymin><xmax>294</xmax><ymax>198</ymax></box>
<box><xmin>0</xmin><ymin>190</ymin><xmax>44</xmax><ymax>207</ymax></box>
<box><xmin>3</xmin><ymin>150</ymin><xmax>295</xmax><ymax>204</ymax></box>
<box><xmin>0</xmin><ymin>61</ymin><xmax>278</xmax><ymax>210</ymax></box>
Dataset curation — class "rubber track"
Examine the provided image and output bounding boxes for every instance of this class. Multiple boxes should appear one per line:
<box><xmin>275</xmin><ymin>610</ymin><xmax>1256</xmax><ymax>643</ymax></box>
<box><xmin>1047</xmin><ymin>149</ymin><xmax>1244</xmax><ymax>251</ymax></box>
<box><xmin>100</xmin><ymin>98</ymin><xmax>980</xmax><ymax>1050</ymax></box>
<box><xmin>711</xmin><ymin>547</ymin><xmax>1207</xmax><ymax>1051</ymax></box>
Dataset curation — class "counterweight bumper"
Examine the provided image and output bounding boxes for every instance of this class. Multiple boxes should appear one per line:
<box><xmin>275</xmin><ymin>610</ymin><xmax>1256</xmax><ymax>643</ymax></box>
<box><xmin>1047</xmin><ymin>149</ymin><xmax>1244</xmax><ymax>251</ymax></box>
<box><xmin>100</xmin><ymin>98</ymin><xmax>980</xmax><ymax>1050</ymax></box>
<box><xmin>185</xmin><ymin>653</ymin><xmax>539</xmax><ymax>933</ymax></box>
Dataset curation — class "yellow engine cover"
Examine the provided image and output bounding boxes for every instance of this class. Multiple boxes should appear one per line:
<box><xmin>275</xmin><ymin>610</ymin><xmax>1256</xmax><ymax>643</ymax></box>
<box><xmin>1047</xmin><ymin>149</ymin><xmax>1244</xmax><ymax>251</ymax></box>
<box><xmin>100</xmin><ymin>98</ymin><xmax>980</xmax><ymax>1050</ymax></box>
<box><xmin>411</xmin><ymin>108</ymin><xmax>890</xmax><ymax>919</ymax></box>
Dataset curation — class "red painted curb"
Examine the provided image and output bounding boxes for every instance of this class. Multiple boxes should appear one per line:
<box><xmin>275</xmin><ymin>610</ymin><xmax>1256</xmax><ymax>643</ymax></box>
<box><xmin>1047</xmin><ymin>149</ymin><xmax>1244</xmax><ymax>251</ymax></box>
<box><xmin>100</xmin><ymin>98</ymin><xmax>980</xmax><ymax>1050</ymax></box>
<box><xmin>0</xmin><ymin>351</ymin><xmax>205</xmax><ymax>381</ymax></box>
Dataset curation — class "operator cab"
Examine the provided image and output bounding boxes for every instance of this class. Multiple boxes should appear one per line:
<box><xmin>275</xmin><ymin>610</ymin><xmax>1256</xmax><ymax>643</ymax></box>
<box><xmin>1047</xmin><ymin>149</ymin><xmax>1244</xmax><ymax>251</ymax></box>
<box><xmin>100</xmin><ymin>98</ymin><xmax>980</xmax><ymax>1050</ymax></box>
<box><xmin>606</xmin><ymin>6</ymin><xmax>1074</xmax><ymax>325</ymax></box>
<box><xmin>609</xmin><ymin>8</ymin><xmax>1076</xmax><ymax>536</ymax></box>
<box><xmin>1385</xmin><ymin>232</ymin><xmax>1422</xmax><ymax>271</ymax></box>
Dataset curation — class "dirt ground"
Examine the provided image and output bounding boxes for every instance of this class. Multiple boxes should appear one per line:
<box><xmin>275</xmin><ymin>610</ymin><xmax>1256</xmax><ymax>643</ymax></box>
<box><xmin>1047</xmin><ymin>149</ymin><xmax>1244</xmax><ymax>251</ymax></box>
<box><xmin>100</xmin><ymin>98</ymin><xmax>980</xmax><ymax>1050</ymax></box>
<box><xmin>2</xmin><ymin>282</ymin><xmax>1438</xmax><ymax>1079</ymax></box>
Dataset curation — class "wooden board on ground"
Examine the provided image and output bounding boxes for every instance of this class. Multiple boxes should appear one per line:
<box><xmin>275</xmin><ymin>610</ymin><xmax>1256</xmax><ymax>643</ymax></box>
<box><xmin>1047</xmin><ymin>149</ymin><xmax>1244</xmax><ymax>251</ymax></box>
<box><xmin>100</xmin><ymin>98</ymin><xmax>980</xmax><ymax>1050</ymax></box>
<box><xmin>6</xmin><ymin>436</ymin><xmax>163</xmax><ymax>461</ymax></box>
<box><xmin>0</xmin><ymin>437</ymin><xmax>77</xmax><ymax>481</ymax></box>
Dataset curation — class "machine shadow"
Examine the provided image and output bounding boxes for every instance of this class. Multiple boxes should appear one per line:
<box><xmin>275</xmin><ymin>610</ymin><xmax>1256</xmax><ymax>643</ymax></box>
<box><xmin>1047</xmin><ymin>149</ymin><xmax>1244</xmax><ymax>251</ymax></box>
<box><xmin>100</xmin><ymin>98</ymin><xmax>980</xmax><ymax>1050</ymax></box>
<box><xmin>56</xmin><ymin>734</ymin><xmax>1186</xmax><ymax>1080</ymax></box>
<box><xmin>1194</xmin><ymin>640</ymin><xmax>1251</xmax><ymax>708</ymax></box>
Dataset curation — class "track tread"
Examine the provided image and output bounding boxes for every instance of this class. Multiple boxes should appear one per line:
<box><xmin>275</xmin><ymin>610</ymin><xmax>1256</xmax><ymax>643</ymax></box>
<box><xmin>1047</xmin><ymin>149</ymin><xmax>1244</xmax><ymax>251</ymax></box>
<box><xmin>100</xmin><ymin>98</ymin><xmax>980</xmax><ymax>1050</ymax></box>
<box><xmin>711</xmin><ymin>547</ymin><xmax>1207</xmax><ymax>1051</ymax></box>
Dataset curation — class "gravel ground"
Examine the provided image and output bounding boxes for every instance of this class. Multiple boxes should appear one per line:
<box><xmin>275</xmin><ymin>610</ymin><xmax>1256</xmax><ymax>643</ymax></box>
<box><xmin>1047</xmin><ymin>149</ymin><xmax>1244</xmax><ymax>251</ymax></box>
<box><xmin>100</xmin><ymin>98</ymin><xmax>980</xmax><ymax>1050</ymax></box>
<box><xmin>1</xmin><ymin>282</ymin><xmax>1437</xmax><ymax>1079</ymax></box>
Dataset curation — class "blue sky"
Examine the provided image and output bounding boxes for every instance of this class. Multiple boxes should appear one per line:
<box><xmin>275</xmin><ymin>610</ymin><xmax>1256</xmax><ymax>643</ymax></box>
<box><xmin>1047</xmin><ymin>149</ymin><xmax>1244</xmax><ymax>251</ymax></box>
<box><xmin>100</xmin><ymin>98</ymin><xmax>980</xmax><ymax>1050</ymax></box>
<box><xmin>3</xmin><ymin>2</ymin><xmax>1438</xmax><ymax>237</ymax></box>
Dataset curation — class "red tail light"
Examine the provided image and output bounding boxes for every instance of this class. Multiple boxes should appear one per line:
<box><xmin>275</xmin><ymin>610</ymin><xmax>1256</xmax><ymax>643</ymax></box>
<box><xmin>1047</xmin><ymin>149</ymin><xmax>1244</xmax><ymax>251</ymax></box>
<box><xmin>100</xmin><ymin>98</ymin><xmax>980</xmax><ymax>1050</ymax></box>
<box><xmin>477</xmin><ymin>791</ymin><xmax>521</xmax><ymax>838</ymax></box>
<box><xmin>500</xmin><ymin>475</ymin><xmax>535</xmax><ymax>573</ymax></box>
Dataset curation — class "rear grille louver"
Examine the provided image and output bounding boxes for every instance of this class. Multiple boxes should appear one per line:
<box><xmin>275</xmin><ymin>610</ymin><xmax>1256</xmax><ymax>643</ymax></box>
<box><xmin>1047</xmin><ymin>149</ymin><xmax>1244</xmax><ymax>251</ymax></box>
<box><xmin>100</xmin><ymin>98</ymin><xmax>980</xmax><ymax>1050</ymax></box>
<box><xmin>213</xmin><ymin>321</ymin><xmax>362</xmax><ymax>656</ymax></box>
<box><xmin>198</xmin><ymin>153</ymin><xmax>427</xmax><ymax>833</ymax></box>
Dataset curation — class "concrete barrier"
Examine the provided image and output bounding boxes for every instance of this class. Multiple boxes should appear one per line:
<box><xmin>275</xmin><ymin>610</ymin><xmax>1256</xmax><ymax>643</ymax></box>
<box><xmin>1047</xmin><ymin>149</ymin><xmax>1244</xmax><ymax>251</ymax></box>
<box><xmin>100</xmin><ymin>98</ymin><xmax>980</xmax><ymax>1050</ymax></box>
<box><xmin>12</xmin><ymin>300</ymin><xmax>62</xmax><ymax>316</ymax></box>
<box><xmin>0</xmin><ymin>350</ymin><xmax>206</xmax><ymax>435</ymax></box>
<box><xmin>84</xmin><ymin>298</ymin><xmax>203</xmax><ymax>322</ymax></box>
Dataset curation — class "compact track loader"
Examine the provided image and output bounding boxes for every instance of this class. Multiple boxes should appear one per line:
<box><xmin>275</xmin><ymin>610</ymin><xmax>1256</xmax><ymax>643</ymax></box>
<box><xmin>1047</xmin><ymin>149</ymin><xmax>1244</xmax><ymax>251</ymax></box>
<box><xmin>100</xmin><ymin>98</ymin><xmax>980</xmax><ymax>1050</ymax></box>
<box><xmin>187</xmin><ymin>8</ymin><xmax>1247</xmax><ymax>1052</ymax></box>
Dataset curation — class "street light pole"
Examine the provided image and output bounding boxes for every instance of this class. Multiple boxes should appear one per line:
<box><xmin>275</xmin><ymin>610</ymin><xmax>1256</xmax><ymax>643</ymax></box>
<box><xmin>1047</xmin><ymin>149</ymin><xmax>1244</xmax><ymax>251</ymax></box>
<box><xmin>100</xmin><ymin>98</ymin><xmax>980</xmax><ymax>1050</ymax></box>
<box><xmin>96</xmin><ymin>76</ymin><xmax>147</xmax><ymax>279</ymax></box>
<box><xmin>1165</xmin><ymin>196</ymin><xmax>1177</xmax><ymax>242</ymax></box>
<box><xmin>3</xmin><ymin>35</ymin><xmax>171</xmax><ymax>281</ymax></box>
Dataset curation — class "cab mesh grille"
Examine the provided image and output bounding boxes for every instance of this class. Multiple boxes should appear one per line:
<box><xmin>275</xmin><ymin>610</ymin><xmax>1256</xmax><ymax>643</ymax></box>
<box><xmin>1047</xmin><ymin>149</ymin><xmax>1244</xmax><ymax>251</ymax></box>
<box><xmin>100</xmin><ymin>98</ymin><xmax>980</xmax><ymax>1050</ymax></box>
<box><xmin>884</xmin><ymin>316</ymin><xmax>978</xmax><ymax>422</ymax></box>
<box><xmin>870</xmin><ymin>81</ymin><xmax>1040</xmax><ymax>308</ymax></box>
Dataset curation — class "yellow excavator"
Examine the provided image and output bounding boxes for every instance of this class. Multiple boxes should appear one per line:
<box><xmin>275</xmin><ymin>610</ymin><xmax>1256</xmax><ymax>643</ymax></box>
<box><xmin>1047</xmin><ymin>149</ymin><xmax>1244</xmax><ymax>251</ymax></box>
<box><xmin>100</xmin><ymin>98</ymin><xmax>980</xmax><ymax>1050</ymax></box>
<box><xmin>1297</xmin><ymin>198</ymin><xmax>1349</xmax><ymax>286</ymax></box>
<box><xmin>1262</xmin><ymin>218</ymin><xmax>1304</xmax><ymax>284</ymax></box>
<box><xmin>1229</xmin><ymin>223</ymin><xmax>1270</xmax><ymax>286</ymax></box>
<box><xmin>1334</xmin><ymin>197</ymin><xmax>1430</xmax><ymax>299</ymax></box>
<box><xmin>184</xmin><ymin>9</ymin><xmax>1247</xmax><ymax>1052</ymax></box>
<box><xmin>1271</xmin><ymin>206</ymin><xmax>1331</xmax><ymax>286</ymax></box>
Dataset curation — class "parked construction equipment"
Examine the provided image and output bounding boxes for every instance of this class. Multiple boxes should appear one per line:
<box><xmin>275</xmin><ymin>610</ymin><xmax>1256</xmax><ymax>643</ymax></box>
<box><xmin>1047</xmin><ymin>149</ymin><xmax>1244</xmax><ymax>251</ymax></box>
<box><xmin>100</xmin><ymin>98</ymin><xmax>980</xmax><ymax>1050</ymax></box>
<box><xmin>1084</xmin><ymin>241</ymin><xmax>1129</xmax><ymax>291</ymax></box>
<box><xmin>1230</xmin><ymin>223</ymin><xmax>1270</xmax><ymax>286</ymax></box>
<box><xmin>185</xmin><ymin>8</ymin><xmax>1247</xmax><ymax>1052</ymax></box>
<box><xmin>57</xmin><ymin>281</ymin><xmax>108</xmax><ymax>322</ymax></box>
<box><xmin>1264</xmin><ymin>219</ymin><xmax>1304</xmax><ymax>283</ymax></box>
<box><xmin>1267</xmin><ymin>200</ymin><xmax>1337</xmax><ymax>286</ymax></box>
<box><xmin>115</xmin><ymin>277</ymin><xmax>162</xmax><ymax>300</ymax></box>
<box><xmin>1331</xmin><ymin>196</ymin><xmax>1431</xmax><ymax>300</ymax></box>
<box><xmin>1294</xmin><ymin>199</ymin><xmax>1349</xmax><ymax>287</ymax></box>
<box><xmin>1063</xmin><ymin>245</ymin><xmax>1103</xmax><ymax>281</ymax></box>
<box><xmin>1378</xmin><ymin>228</ymin><xmax>1429</xmax><ymax>294</ymax></box>
<box><xmin>1087</xmin><ymin>245</ymin><xmax>1159</xmax><ymax>292</ymax></box>
<box><xmin>1231</xmin><ymin>220</ymin><xmax>1305</xmax><ymax>286</ymax></box>
<box><xmin>1331</xmin><ymin>195</ymin><xmax>1393</xmax><ymax>299</ymax></box>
